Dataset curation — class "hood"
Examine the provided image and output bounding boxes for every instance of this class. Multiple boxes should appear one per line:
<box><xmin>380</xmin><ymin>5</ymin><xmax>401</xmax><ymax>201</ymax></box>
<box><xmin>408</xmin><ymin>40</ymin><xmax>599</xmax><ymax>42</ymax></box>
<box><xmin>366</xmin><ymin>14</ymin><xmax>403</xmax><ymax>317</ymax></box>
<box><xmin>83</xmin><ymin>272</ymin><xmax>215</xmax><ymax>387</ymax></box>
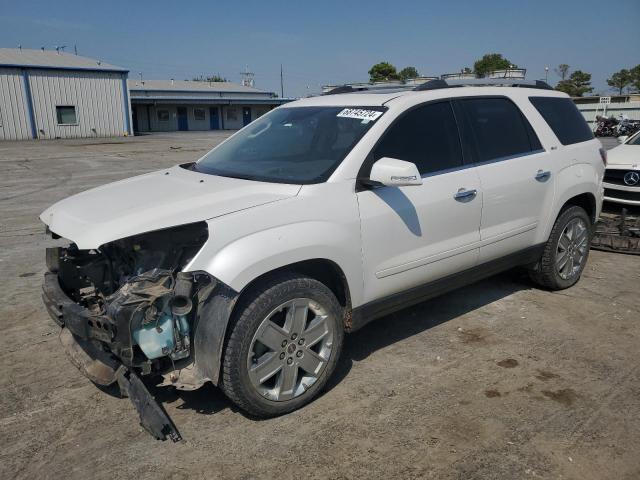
<box><xmin>40</xmin><ymin>165</ymin><xmax>301</xmax><ymax>249</ymax></box>
<box><xmin>606</xmin><ymin>144</ymin><xmax>639</xmax><ymax>169</ymax></box>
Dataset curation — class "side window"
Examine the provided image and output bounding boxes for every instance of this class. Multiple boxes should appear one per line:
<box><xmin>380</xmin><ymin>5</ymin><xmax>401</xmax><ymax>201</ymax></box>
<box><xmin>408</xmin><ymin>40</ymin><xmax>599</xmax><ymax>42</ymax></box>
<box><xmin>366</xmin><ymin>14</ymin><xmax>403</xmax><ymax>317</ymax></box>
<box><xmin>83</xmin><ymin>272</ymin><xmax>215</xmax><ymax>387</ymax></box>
<box><xmin>529</xmin><ymin>96</ymin><xmax>594</xmax><ymax>145</ymax></box>
<box><xmin>458</xmin><ymin>98</ymin><xmax>540</xmax><ymax>162</ymax></box>
<box><xmin>373</xmin><ymin>101</ymin><xmax>463</xmax><ymax>175</ymax></box>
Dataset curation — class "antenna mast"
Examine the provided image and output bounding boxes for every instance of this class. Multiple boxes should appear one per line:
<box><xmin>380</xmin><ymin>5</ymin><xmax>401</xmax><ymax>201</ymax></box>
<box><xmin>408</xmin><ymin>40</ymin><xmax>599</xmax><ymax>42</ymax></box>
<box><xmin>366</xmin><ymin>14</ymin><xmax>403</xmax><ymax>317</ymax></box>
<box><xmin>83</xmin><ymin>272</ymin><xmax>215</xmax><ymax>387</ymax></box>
<box><xmin>240</xmin><ymin>65</ymin><xmax>255</xmax><ymax>87</ymax></box>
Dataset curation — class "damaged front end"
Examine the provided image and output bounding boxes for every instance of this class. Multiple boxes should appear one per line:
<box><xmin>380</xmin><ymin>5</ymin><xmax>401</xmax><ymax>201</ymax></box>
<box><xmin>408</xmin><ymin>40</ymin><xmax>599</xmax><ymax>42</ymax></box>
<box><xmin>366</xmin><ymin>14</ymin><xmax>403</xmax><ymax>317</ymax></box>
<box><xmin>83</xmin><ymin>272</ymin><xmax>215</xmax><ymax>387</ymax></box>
<box><xmin>42</xmin><ymin>221</ymin><xmax>216</xmax><ymax>441</ymax></box>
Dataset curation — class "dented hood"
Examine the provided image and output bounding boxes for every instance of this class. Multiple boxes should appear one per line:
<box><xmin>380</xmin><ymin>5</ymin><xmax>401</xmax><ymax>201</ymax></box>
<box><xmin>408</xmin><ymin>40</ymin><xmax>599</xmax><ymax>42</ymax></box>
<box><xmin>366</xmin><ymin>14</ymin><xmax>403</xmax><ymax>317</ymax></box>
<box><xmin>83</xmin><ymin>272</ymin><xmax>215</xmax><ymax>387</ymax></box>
<box><xmin>40</xmin><ymin>165</ymin><xmax>301</xmax><ymax>249</ymax></box>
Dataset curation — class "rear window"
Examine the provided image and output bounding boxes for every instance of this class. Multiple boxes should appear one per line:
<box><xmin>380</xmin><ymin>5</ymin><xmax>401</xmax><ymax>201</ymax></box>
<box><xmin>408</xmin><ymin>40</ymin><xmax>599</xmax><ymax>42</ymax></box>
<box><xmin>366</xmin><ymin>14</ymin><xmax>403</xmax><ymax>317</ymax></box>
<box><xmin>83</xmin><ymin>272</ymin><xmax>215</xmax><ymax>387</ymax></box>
<box><xmin>529</xmin><ymin>97</ymin><xmax>593</xmax><ymax>145</ymax></box>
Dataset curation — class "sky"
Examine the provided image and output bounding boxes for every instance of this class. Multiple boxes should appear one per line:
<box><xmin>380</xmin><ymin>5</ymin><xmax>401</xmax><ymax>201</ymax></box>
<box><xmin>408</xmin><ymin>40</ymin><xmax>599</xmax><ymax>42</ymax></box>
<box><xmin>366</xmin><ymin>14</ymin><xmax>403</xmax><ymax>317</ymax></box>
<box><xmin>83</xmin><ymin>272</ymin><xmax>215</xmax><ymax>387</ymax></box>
<box><xmin>0</xmin><ymin>0</ymin><xmax>638</xmax><ymax>98</ymax></box>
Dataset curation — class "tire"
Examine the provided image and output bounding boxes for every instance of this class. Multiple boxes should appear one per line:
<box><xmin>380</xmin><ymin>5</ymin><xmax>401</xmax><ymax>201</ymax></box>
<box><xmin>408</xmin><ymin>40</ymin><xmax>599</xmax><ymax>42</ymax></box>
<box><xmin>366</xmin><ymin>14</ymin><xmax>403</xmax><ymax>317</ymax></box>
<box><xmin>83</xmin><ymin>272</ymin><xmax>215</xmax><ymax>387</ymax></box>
<box><xmin>528</xmin><ymin>205</ymin><xmax>592</xmax><ymax>290</ymax></box>
<box><xmin>220</xmin><ymin>272</ymin><xmax>344</xmax><ymax>417</ymax></box>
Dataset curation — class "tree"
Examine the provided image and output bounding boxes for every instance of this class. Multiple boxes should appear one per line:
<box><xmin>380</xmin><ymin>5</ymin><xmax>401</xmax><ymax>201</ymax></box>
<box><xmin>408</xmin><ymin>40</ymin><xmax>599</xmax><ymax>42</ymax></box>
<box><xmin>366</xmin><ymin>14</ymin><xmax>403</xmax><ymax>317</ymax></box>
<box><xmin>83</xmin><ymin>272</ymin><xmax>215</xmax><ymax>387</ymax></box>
<box><xmin>193</xmin><ymin>74</ymin><xmax>227</xmax><ymax>82</ymax></box>
<box><xmin>607</xmin><ymin>69</ymin><xmax>632</xmax><ymax>95</ymax></box>
<box><xmin>554</xmin><ymin>64</ymin><xmax>570</xmax><ymax>81</ymax></box>
<box><xmin>630</xmin><ymin>65</ymin><xmax>640</xmax><ymax>92</ymax></box>
<box><xmin>368</xmin><ymin>62</ymin><xmax>399</xmax><ymax>82</ymax></box>
<box><xmin>473</xmin><ymin>53</ymin><xmax>515</xmax><ymax>77</ymax></box>
<box><xmin>398</xmin><ymin>66</ymin><xmax>419</xmax><ymax>81</ymax></box>
<box><xmin>555</xmin><ymin>70</ymin><xmax>593</xmax><ymax>97</ymax></box>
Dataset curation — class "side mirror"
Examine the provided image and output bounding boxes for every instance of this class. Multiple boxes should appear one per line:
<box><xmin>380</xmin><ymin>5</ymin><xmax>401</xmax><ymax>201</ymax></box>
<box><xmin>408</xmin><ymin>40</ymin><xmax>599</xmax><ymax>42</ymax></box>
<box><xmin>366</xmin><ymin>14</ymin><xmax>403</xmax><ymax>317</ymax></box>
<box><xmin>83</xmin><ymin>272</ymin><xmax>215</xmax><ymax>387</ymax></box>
<box><xmin>618</xmin><ymin>135</ymin><xmax>629</xmax><ymax>144</ymax></box>
<box><xmin>368</xmin><ymin>157</ymin><xmax>422</xmax><ymax>187</ymax></box>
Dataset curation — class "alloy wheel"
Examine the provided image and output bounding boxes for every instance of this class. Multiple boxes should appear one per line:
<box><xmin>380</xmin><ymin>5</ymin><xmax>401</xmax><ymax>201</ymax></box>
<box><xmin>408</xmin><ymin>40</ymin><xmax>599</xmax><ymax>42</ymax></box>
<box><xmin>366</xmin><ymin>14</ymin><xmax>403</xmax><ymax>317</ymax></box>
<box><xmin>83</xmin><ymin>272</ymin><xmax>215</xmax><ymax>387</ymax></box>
<box><xmin>556</xmin><ymin>217</ymin><xmax>589</xmax><ymax>280</ymax></box>
<box><xmin>247</xmin><ymin>298</ymin><xmax>335</xmax><ymax>402</ymax></box>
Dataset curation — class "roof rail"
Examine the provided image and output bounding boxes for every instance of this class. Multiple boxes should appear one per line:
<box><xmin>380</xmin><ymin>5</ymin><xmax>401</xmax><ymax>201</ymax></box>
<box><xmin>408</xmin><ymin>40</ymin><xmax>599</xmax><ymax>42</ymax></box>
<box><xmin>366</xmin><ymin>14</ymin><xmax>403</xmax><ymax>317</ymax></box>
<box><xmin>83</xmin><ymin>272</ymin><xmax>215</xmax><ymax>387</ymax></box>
<box><xmin>323</xmin><ymin>83</ymin><xmax>416</xmax><ymax>95</ymax></box>
<box><xmin>414</xmin><ymin>78</ymin><xmax>553</xmax><ymax>91</ymax></box>
<box><xmin>322</xmin><ymin>78</ymin><xmax>554</xmax><ymax>96</ymax></box>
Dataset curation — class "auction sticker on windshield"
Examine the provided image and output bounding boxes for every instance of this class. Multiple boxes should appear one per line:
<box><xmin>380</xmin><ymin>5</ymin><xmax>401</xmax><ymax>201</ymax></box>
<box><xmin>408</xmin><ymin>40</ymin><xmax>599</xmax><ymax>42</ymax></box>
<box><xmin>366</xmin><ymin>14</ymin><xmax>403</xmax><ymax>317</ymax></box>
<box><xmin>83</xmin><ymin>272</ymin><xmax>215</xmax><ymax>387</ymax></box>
<box><xmin>337</xmin><ymin>108</ymin><xmax>384</xmax><ymax>122</ymax></box>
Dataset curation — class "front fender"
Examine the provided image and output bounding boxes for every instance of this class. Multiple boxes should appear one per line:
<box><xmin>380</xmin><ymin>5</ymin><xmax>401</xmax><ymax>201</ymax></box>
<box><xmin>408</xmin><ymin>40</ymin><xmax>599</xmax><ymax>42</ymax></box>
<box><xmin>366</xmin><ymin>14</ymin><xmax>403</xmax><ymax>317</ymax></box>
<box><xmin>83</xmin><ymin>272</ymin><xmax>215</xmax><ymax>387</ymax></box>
<box><xmin>186</xmin><ymin>221</ymin><xmax>364</xmax><ymax>307</ymax></box>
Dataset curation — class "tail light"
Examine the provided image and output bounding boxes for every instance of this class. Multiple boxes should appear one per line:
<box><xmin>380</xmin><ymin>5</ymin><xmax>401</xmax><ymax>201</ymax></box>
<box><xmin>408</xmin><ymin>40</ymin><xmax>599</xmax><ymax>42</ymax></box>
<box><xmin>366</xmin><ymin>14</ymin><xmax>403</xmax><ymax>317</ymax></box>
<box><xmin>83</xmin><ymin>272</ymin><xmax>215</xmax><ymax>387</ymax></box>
<box><xmin>599</xmin><ymin>147</ymin><xmax>607</xmax><ymax>167</ymax></box>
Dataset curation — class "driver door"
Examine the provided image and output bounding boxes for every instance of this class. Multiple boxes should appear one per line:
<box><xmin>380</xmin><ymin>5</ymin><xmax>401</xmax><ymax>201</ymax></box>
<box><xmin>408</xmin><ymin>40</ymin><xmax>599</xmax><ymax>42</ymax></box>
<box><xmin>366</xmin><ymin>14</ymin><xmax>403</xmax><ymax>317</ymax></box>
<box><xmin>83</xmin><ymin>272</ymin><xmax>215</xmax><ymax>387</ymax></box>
<box><xmin>357</xmin><ymin>101</ymin><xmax>482</xmax><ymax>304</ymax></box>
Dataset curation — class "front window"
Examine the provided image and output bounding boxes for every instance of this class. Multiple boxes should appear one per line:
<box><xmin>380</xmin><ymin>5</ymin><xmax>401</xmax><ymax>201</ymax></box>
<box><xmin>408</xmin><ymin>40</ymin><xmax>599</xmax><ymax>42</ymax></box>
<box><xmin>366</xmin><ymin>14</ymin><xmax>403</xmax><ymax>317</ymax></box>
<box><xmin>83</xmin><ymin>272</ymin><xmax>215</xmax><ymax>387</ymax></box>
<box><xmin>193</xmin><ymin>106</ymin><xmax>386</xmax><ymax>184</ymax></box>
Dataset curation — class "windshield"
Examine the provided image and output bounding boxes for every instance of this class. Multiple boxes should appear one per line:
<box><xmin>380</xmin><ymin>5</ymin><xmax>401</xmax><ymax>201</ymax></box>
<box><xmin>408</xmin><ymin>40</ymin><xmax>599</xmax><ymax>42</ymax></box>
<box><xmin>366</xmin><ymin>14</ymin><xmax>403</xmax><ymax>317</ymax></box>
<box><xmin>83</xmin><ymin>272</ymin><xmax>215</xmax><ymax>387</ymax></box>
<box><xmin>193</xmin><ymin>106</ymin><xmax>386</xmax><ymax>183</ymax></box>
<box><xmin>627</xmin><ymin>131</ymin><xmax>640</xmax><ymax>145</ymax></box>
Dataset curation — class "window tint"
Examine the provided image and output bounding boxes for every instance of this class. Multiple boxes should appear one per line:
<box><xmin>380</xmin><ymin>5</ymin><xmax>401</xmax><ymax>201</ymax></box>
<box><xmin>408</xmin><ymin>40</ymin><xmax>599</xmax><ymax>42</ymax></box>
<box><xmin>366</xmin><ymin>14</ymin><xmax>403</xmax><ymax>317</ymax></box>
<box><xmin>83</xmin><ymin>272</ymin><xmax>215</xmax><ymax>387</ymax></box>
<box><xmin>56</xmin><ymin>106</ymin><xmax>77</xmax><ymax>125</ymax></box>
<box><xmin>373</xmin><ymin>101</ymin><xmax>463</xmax><ymax>175</ymax></box>
<box><xmin>529</xmin><ymin>97</ymin><xmax>594</xmax><ymax>145</ymax></box>
<box><xmin>458</xmin><ymin>98</ymin><xmax>540</xmax><ymax>162</ymax></box>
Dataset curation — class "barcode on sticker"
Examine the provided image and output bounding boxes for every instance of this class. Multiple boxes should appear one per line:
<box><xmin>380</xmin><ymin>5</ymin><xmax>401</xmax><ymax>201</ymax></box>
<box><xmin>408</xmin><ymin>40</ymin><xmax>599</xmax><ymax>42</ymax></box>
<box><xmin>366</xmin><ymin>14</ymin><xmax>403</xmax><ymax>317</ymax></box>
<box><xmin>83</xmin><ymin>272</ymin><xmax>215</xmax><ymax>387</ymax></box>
<box><xmin>337</xmin><ymin>109</ymin><xmax>383</xmax><ymax>121</ymax></box>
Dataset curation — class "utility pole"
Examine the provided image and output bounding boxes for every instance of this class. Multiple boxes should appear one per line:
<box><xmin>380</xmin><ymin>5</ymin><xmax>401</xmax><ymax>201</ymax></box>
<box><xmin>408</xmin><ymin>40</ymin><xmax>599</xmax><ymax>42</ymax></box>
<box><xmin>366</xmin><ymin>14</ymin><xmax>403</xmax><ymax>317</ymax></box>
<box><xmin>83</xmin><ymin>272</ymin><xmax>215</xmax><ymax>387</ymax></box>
<box><xmin>280</xmin><ymin>64</ymin><xmax>284</xmax><ymax>98</ymax></box>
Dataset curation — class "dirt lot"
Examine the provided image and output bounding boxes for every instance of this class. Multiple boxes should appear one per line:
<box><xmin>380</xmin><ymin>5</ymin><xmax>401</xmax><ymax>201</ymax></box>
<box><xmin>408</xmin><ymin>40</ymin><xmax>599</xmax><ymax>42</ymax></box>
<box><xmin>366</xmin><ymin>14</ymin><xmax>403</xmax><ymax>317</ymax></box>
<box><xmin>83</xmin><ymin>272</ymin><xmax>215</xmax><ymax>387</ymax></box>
<box><xmin>1</xmin><ymin>133</ymin><xmax>638</xmax><ymax>480</ymax></box>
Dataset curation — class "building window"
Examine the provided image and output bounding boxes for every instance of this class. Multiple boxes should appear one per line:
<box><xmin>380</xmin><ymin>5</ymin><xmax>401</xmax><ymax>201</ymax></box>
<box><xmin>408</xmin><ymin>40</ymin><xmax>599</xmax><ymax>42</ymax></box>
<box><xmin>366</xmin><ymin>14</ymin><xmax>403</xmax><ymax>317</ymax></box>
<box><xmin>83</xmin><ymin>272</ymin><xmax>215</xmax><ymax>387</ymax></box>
<box><xmin>56</xmin><ymin>106</ymin><xmax>77</xmax><ymax>125</ymax></box>
<box><xmin>226</xmin><ymin>108</ymin><xmax>238</xmax><ymax>121</ymax></box>
<box><xmin>194</xmin><ymin>108</ymin><xmax>206</xmax><ymax>121</ymax></box>
<box><xmin>157</xmin><ymin>109</ymin><xmax>170</xmax><ymax>122</ymax></box>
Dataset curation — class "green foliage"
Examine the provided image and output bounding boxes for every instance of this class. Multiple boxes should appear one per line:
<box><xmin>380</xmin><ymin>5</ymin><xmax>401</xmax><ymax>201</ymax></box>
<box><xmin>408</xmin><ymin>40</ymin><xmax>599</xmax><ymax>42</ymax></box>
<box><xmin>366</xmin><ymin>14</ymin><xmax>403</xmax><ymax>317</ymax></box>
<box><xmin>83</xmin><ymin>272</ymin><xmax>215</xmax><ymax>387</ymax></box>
<box><xmin>555</xmin><ymin>70</ymin><xmax>593</xmax><ymax>97</ymax></box>
<box><xmin>193</xmin><ymin>74</ymin><xmax>228</xmax><ymax>82</ymax></box>
<box><xmin>368</xmin><ymin>62</ymin><xmax>399</xmax><ymax>82</ymax></box>
<box><xmin>554</xmin><ymin>64</ymin><xmax>570</xmax><ymax>81</ymax></box>
<box><xmin>398</xmin><ymin>66</ymin><xmax>419</xmax><ymax>81</ymax></box>
<box><xmin>473</xmin><ymin>53</ymin><xmax>515</xmax><ymax>77</ymax></box>
<box><xmin>630</xmin><ymin>65</ymin><xmax>640</xmax><ymax>92</ymax></box>
<box><xmin>607</xmin><ymin>69</ymin><xmax>632</xmax><ymax>95</ymax></box>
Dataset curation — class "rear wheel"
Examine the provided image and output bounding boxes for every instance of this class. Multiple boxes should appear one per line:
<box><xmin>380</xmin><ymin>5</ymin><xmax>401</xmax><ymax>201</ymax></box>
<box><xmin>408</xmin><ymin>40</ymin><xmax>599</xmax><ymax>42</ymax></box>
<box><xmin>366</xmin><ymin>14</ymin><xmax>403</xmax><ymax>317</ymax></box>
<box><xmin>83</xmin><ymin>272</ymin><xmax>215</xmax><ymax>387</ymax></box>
<box><xmin>220</xmin><ymin>273</ymin><xmax>344</xmax><ymax>417</ymax></box>
<box><xmin>529</xmin><ymin>206</ymin><xmax>592</xmax><ymax>290</ymax></box>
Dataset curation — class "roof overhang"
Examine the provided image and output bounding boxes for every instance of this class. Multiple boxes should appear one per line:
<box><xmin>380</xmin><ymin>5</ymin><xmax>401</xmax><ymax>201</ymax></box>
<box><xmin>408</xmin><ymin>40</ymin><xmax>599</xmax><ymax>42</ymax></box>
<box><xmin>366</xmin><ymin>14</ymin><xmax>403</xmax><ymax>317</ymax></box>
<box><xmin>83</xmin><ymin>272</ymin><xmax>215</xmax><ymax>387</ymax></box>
<box><xmin>130</xmin><ymin>97</ymin><xmax>293</xmax><ymax>105</ymax></box>
<box><xmin>0</xmin><ymin>64</ymin><xmax>129</xmax><ymax>74</ymax></box>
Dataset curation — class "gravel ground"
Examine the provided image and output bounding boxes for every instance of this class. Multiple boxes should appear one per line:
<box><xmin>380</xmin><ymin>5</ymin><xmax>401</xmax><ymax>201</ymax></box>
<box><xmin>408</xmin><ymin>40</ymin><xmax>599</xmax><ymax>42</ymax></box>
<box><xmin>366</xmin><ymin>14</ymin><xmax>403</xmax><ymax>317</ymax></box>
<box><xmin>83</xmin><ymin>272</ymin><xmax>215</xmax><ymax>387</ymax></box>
<box><xmin>0</xmin><ymin>133</ymin><xmax>638</xmax><ymax>480</ymax></box>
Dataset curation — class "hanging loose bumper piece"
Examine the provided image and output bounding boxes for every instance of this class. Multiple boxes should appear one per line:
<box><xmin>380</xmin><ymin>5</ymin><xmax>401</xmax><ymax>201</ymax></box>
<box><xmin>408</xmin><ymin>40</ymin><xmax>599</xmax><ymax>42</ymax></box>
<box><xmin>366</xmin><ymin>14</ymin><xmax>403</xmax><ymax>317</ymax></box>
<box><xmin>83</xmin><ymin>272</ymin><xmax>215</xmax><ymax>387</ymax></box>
<box><xmin>116</xmin><ymin>366</ymin><xmax>182</xmax><ymax>442</ymax></box>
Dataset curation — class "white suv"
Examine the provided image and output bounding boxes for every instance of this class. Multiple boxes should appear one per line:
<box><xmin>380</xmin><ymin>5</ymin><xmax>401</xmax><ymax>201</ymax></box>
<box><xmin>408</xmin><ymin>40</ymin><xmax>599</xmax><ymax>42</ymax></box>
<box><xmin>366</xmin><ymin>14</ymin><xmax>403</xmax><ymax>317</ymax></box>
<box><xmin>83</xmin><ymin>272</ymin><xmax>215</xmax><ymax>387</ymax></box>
<box><xmin>41</xmin><ymin>79</ymin><xmax>605</xmax><ymax>440</ymax></box>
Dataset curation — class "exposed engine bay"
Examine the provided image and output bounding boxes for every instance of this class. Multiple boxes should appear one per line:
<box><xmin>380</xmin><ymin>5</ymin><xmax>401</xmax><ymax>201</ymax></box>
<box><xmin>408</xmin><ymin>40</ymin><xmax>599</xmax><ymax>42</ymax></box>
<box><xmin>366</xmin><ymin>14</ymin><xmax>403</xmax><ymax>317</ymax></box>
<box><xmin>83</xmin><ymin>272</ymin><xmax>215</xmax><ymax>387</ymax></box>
<box><xmin>46</xmin><ymin>222</ymin><xmax>209</xmax><ymax>375</ymax></box>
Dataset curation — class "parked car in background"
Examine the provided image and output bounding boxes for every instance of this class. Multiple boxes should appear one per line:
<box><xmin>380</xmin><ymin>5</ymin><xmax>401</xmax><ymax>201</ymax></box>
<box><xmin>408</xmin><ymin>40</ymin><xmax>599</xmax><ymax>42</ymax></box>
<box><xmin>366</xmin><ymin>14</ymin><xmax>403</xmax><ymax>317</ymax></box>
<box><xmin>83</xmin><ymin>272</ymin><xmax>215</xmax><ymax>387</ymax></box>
<box><xmin>40</xmin><ymin>79</ymin><xmax>604</xmax><ymax>440</ymax></box>
<box><xmin>603</xmin><ymin>131</ymin><xmax>640</xmax><ymax>206</ymax></box>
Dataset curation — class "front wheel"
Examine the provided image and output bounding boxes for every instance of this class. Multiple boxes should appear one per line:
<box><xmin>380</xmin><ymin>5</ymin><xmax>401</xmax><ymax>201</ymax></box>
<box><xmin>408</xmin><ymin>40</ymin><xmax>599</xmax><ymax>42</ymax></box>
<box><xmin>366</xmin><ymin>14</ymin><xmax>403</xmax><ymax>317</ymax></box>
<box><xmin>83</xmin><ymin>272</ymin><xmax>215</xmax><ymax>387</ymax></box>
<box><xmin>528</xmin><ymin>205</ymin><xmax>592</xmax><ymax>290</ymax></box>
<box><xmin>220</xmin><ymin>273</ymin><xmax>344</xmax><ymax>417</ymax></box>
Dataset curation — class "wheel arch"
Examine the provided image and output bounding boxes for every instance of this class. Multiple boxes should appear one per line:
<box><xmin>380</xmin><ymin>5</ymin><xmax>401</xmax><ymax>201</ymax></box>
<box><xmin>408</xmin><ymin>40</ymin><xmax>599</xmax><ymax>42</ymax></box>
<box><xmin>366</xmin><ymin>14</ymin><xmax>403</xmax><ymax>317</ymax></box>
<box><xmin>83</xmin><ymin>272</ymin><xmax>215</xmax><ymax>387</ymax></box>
<box><xmin>562</xmin><ymin>192</ymin><xmax>597</xmax><ymax>224</ymax></box>
<box><xmin>231</xmin><ymin>258</ymin><xmax>352</xmax><ymax>326</ymax></box>
<box><xmin>194</xmin><ymin>258</ymin><xmax>353</xmax><ymax>386</ymax></box>
<box><xmin>540</xmin><ymin>185</ymin><xmax>599</xmax><ymax>243</ymax></box>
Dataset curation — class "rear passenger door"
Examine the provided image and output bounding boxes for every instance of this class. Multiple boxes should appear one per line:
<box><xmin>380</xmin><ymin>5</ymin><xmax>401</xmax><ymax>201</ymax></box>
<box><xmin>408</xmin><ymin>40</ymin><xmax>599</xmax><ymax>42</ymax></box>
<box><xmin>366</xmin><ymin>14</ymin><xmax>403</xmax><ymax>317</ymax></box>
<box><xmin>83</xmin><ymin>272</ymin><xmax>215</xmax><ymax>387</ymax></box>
<box><xmin>454</xmin><ymin>97</ymin><xmax>554</xmax><ymax>262</ymax></box>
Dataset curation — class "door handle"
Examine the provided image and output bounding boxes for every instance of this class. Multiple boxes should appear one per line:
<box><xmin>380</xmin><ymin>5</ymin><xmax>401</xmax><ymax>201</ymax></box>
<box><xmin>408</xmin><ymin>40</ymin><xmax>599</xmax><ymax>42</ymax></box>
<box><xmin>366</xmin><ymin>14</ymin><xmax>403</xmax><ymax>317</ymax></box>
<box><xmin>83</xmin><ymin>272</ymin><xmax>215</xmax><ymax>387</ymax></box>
<box><xmin>535</xmin><ymin>170</ymin><xmax>551</xmax><ymax>182</ymax></box>
<box><xmin>454</xmin><ymin>188</ymin><xmax>477</xmax><ymax>201</ymax></box>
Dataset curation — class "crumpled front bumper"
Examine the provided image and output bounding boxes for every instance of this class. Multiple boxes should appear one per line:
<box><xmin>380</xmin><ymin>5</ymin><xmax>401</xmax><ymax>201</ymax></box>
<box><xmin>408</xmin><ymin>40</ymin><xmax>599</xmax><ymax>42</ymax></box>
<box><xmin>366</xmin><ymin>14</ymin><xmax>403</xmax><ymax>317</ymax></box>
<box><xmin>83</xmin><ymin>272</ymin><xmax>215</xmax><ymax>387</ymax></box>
<box><xmin>42</xmin><ymin>272</ymin><xmax>182</xmax><ymax>442</ymax></box>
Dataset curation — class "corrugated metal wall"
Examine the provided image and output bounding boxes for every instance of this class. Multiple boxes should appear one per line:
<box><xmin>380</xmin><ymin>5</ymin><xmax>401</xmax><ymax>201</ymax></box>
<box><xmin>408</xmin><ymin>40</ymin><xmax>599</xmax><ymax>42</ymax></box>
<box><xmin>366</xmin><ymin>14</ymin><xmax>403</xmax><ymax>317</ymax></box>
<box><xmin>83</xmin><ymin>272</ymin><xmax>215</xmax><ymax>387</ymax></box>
<box><xmin>0</xmin><ymin>68</ymin><xmax>32</xmax><ymax>140</ymax></box>
<box><xmin>28</xmin><ymin>69</ymin><xmax>127</xmax><ymax>139</ymax></box>
<box><xmin>576</xmin><ymin>102</ymin><xmax>640</xmax><ymax>126</ymax></box>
